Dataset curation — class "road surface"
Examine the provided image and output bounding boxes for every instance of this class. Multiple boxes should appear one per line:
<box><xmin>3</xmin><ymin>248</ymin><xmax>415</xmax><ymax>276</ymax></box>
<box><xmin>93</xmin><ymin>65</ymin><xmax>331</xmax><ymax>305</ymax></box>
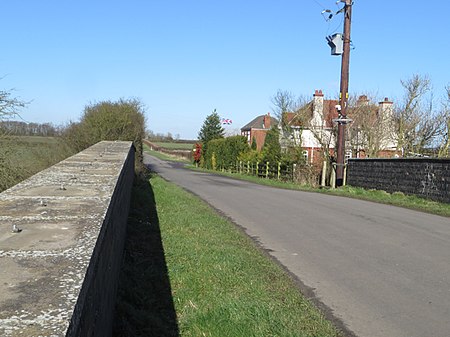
<box><xmin>145</xmin><ymin>154</ymin><xmax>450</xmax><ymax>337</ymax></box>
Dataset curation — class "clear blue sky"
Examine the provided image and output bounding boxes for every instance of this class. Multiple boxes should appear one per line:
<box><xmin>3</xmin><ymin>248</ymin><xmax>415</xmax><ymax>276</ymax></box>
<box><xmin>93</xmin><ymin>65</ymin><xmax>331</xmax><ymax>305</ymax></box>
<box><xmin>2</xmin><ymin>1</ymin><xmax>449</xmax><ymax>139</ymax></box>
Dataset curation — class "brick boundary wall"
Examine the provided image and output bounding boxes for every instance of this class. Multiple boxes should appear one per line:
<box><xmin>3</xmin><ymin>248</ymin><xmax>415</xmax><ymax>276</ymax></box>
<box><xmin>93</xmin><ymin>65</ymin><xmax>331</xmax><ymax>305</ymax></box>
<box><xmin>0</xmin><ymin>141</ymin><xmax>135</xmax><ymax>336</ymax></box>
<box><xmin>347</xmin><ymin>158</ymin><xmax>450</xmax><ymax>203</ymax></box>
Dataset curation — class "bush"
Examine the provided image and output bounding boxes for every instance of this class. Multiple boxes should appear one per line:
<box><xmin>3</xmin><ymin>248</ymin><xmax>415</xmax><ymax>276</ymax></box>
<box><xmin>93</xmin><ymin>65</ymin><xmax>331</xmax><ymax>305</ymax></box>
<box><xmin>62</xmin><ymin>98</ymin><xmax>146</xmax><ymax>172</ymax></box>
<box><xmin>238</xmin><ymin>149</ymin><xmax>263</xmax><ymax>163</ymax></box>
<box><xmin>262</xmin><ymin>127</ymin><xmax>281</xmax><ymax>164</ymax></box>
<box><xmin>204</xmin><ymin>136</ymin><xmax>249</xmax><ymax>170</ymax></box>
<box><xmin>193</xmin><ymin>143</ymin><xmax>202</xmax><ymax>164</ymax></box>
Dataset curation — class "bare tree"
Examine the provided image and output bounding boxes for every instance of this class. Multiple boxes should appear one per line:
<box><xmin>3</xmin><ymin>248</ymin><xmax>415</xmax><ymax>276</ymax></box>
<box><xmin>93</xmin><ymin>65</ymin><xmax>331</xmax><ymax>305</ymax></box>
<box><xmin>393</xmin><ymin>74</ymin><xmax>441</xmax><ymax>156</ymax></box>
<box><xmin>0</xmin><ymin>86</ymin><xmax>29</xmax><ymax>141</ymax></box>
<box><xmin>346</xmin><ymin>93</ymin><xmax>398</xmax><ymax>158</ymax></box>
<box><xmin>413</xmin><ymin>93</ymin><xmax>442</xmax><ymax>153</ymax></box>
<box><xmin>271</xmin><ymin>89</ymin><xmax>296</xmax><ymax>121</ymax></box>
<box><xmin>0</xmin><ymin>87</ymin><xmax>30</xmax><ymax>191</ymax></box>
<box><xmin>437</xmin><ymin>85</ymin><xmax>450</xmax><ymax>157</ymax></box>
<box><xmin>287</xmin><ymin>96</ymin><xmax>336</xmax><ymax>163</ymax></box>
<box><xmin>272</xmin><ymin>90</ymin><xmax>313</xmax><ymax>150</ymax></box>
<box><xmin>347</xmin><ymin>94</ymin><xmax>377</xmax><ymax>157</ymax></box>
<box><xmin>0</xmin><ymin>88</ymin><xmax>27</xmax><ymax>120</ymax></box>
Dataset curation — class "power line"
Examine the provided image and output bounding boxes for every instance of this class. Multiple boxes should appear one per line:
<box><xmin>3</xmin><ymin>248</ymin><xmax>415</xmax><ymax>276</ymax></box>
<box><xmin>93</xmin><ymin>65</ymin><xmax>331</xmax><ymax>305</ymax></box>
<box><xmin>312</xmin><ymin>0</ymin><xmax>327</xmax><ymax>11</ymax></box>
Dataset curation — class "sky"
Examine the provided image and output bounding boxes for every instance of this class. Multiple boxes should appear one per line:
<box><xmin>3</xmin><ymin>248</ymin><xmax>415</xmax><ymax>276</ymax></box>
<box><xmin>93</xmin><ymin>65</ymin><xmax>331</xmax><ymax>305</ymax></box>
<box><xmin>1</xmin><ymin>1</ymin><xmax>449</xmax><ymax>140</ymax></box>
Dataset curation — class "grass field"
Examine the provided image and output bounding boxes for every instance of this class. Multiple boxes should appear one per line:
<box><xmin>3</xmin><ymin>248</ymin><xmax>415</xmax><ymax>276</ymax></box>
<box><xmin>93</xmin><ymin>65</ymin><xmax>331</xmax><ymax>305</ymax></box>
<box><xmin>143</xmin><ymin>144</ymin><xmax>190</xmax><ymax>162</ymax></box>
<box><xmin>0</xmin><ymin>135</ymin><xmax>74</xmax><ymax>192</ymax></box>
<box><xmin>114</xmin><ymin>174</ymin><xmax>342</xmax><ymax>337</ymax></box>
<box><xmin>151</xmin><ymin>141</ymin><xmax>195</xmax><ymax>150</ymax></box>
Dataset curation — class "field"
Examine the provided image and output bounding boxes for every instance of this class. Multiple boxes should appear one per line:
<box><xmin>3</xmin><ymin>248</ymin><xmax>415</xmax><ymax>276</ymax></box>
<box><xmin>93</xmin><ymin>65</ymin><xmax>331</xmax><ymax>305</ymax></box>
<box><xmin>151</xmin><ymin>141</ymin><xmax>195</xmax><ymax>150</ymax></box>
<box><xmin>0</xmin><ymin>136</ymin><xmax>74</xmax><ymax>192</ymax></box>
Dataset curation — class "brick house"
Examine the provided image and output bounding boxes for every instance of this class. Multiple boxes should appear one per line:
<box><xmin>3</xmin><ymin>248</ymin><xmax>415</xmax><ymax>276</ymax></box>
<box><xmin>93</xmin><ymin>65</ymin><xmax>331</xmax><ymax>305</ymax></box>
<box><xmin>279</xmin><ymin>90</ymin><xmax>339</xmax><ymax>164</ymax></box>
<box><xmin>348</xmin><ymin>95</ymin><xmax>398</xmax><ymax>158</ymax></box>
<box><xmin>279</xmin><ymin>90</ymin><xmax>398</xmax><ymax>163</ymax></box>
<box><xmin>240</xmin><ymin>113</ymin><xmax>278</xmax><ymax>151</ymax></box>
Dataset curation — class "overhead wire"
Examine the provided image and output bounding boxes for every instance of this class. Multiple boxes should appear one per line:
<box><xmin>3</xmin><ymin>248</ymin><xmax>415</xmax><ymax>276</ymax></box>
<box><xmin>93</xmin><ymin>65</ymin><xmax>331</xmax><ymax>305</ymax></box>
<box><xmin>312</xmin><ymin>0</ymin><xmax>327</xmax><ymax>11</ymax></box>
<box><xmin>311</xmin><ymin>0</ymin><xmax>348</xmax><ymax>44</ymax></box>
<box><xmin>311</xmin><ymin>0</ymin><xmax>356</xmax><ymax>51</ymax></box>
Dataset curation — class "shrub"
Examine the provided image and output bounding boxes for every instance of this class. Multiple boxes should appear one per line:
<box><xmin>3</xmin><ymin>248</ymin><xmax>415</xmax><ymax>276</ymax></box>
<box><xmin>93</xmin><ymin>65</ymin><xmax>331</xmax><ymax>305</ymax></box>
<box><xmin>62</xmin><ymin>98</ymin><xmax>146</xmax><ymax>172</ymax></box>
<box><xmin>193</xmin><ymin>143</ymin><xmax>202</xmax><ymax>164</ymax></box>
<box><xmin>204</xmin><ymin>136</ymin><xmax>249</xmax><ymax>170</ymax></box>
<box><xmin>262</xmin><ymin>127</ymin><xmax>281</xmax><ymax>164</ymax></box>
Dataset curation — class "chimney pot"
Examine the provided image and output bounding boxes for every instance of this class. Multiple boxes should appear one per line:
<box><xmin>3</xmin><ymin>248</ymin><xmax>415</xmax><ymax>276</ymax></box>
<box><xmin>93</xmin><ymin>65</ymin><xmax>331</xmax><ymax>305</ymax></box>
<box><xmin>314</xmin><ymin>89</ymin><xmax>324</xmax><ymax>97</ymax></box>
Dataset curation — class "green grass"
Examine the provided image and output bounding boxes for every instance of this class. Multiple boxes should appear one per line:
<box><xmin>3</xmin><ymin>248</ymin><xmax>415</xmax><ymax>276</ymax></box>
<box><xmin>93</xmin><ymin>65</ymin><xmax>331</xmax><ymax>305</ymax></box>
<box><xmin>143</xmin><ymin>143</ymin><xmax>190</xmax><ymax>163</ymax></box>
<box><xmin>152</xmin><ymin>141</ymin><xmax>195</xmax><ymax>150</ymax></box>
<box><xmin>114</xmin><ymin>173</ymin><xmax>343</xmax><ymax>336</ymax></box>
<box><xmin>113</xmin><ymin>174</ymin><xmax>179</xmax><ymax>336</ymax></box>
<box><xmin>0</xmin><ymin>135</ymin><xmax>75</xmax><ymax>192</ymax></box>
<box><xmin>326</xmin><ymin>185</ymin><xmax>450</xmax><ymax>217</ymax></box>
<box><xmin>154</xmin><ymin>175</ymin><xmax>341</xmax><ymax>336</ymax></box>
<box><xmin>188</xmin><ymin>166</ymin><xmax>450</xmax><ymax>218</ymax></box>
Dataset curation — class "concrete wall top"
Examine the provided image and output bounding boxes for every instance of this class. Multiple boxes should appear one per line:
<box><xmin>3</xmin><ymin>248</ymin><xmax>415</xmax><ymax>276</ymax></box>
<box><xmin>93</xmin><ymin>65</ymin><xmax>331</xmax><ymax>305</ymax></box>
<box><xmin>0</xmin><ymin>141</ymin><xmax>133</xmax><ymax>336</ymax></box>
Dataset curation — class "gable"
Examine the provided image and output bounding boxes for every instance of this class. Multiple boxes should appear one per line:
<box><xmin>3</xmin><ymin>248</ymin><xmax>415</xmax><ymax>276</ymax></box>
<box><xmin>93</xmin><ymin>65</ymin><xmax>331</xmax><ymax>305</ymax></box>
<box><xmin>241</xmin><ymin>115</ymin><xmax>278</xmax><ymax>131</ymax></box>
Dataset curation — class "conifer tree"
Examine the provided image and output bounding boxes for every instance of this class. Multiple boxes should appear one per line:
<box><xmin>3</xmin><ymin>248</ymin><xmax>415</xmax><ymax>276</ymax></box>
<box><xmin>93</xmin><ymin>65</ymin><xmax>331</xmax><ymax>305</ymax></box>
<box><xmin>198</xmin><ymin>109</ymin><xmax>225</xmax><ymax>163</ymax></box>
<box><xmin>262</xmin><ymin>127</ymin><xmax>281</xmax><ymax>163</ymax></box>
<box><xmin>198</xmin><ymin>109</ymin><xmax>225</xmax><ymax>144</ymax></box>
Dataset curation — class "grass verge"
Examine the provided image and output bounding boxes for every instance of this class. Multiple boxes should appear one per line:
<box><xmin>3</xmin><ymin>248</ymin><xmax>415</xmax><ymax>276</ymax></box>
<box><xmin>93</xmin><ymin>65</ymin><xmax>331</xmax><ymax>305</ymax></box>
<box><xmin>114</xmin><ymin>172</ymin><xmax>342</xmax><ymax>337</ymax></box>
<box><xmin>113</xmin><ymin>173</ymin><xmax>179</xmax><ymax>336</ymax></box>
<box><xmin>187</xmin><ymin>166</ymin><xmax>450</xmax><ymax>218</ymax></box>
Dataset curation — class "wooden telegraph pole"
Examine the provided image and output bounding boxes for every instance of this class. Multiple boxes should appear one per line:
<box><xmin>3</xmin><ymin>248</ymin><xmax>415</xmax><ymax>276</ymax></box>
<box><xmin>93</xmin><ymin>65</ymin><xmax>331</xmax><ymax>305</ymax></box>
<box><xmin>335</xmin><ymin>0</ymin><xmax>353</xmax><ymax>187</ymax></box>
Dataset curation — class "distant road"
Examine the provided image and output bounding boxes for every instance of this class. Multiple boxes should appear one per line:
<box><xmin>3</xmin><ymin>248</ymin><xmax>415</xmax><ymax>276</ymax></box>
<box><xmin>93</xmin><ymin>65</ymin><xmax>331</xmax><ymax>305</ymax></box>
<box><xmin>144</xmin><ymin>154</ymin><xmax>450</xmax><ymax>337</ymax></box>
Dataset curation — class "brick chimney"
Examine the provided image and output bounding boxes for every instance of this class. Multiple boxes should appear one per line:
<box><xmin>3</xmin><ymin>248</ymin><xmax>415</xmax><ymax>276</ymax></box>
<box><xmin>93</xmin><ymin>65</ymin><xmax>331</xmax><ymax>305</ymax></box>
<box><xmin>378</xmin><ymin>97</ymin><xmax>393</xmax><ymax>118</ymax></box>
<box><xmin>312</xmin><ymin>90</ymin><xmax>325</xmax><ymax>127</ymax></box>
<box><xmin>378</xmin><ymin>97</ymin><xmax>396</xmax><ymax>150</ymax></box>
<box><xmin>357</xmin><ymin>95</ymin><xmax>370</xmax><ymax>106</ymax></box>
<box><xmin>314</xmin><ymin>89</ymin><xmax>324</xmax><ymax>97</ymax></box>
<box><xmin>263</xmin><ymin>112</ymin><xmax>271</xmax><ymax>129</ymax></box>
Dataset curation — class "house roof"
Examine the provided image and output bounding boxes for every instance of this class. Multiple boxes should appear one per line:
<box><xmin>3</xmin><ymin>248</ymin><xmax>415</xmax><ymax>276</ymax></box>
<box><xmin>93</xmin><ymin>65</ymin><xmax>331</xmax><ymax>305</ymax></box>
<box><xmin>323</xmin><ymin>99</ymin><xmax>339</xmax><ymax>127</ymax></box>
<box><xmin>284</xmin><ymin>112</ymin><xmax>302</xmax><ymax>127</ymax></box>
<box><xmin>346</xmin><ymin>98</ymin><xmax>380</xmax><ymax>128</ymax></box>
<box><xmin>282</xmin><ymin>100</ymin><xmax>339</xmax><ymax>128</ymax></box>
<box><xmin>241</xmin><ymin>115</ymin><xmax>278</xmax><ymax>131</ymax></box>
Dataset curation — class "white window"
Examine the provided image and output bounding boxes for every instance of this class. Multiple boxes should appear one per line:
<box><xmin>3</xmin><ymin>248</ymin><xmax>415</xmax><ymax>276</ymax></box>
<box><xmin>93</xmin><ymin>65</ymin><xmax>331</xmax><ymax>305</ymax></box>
<box><xmin>345</xmin><ymin>150</ymin><xmax>352</xmax><ymax>161</ymax></box>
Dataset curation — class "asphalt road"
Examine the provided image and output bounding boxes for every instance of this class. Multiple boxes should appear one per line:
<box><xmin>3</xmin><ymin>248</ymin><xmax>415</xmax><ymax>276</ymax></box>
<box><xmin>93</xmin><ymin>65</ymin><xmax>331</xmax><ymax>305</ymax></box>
<box><xmin>144</xmin><ymin>154</ymin><xmax>450</xmax><ymax>337</ymax></box>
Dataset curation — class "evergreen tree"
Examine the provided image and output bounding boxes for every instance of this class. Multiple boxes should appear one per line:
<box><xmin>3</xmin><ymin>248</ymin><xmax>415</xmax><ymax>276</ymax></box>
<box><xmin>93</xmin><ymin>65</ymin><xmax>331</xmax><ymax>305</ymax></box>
<box><xmin>251</xmin><ymin>136</ymin><xmax>257</xmax><ymax>150</ymax></box>
<box><xmin>262</xmin><ymin>127</ymin><xmax>281</xmax><ymax>163</ymax></box>
<box><xmin>198</xmin><ymin>109</ymin><xmax>225</xmax><ymax>144</ymax></box>
<box><xmin>198</xmin><ymin>109</ymin><xmax>225</xmax><ymax>164</ymax></box>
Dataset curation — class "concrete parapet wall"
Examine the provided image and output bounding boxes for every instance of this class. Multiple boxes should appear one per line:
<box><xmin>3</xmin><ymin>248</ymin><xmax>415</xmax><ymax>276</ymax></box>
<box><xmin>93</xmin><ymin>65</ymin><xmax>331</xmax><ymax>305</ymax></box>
<box><xmin>347</xmin><ymin>158</ymin><xmax>450</xmax><ymax>203</ymax></box>
<box><xmin>0</xmin><ymin>141</ymin><xmax>135</xmax><ymax>336</ymax></box>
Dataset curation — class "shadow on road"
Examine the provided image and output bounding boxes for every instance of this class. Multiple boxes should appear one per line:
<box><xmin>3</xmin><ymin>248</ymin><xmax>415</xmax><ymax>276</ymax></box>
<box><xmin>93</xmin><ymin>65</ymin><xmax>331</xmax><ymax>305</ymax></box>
<box><xmin>113</xmin><ymin>173</ymin><xmax>179</xmax><ymax>337</ymax></box>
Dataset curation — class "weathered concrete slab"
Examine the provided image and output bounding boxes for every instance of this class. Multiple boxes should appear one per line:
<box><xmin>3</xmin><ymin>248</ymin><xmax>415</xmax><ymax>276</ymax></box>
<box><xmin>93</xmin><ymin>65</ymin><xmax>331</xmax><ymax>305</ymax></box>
<box><xmin>0</xmin><ymin>141</ymin><xmax>135</xmax><ymax>336</ymax></box>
